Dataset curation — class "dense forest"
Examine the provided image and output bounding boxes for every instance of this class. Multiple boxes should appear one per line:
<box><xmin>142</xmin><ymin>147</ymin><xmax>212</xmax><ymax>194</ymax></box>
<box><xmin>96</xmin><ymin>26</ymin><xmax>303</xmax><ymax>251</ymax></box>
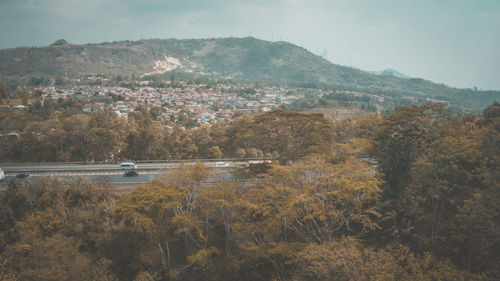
<box><xmin>0</xmin><ymin>101</ymin><xmax>337</xmax><ymax>162</ymax></box>
<box><xmin>0</xmin><ymin>102</ymin><xmax>499</xmax><ymax>280</ymax></box>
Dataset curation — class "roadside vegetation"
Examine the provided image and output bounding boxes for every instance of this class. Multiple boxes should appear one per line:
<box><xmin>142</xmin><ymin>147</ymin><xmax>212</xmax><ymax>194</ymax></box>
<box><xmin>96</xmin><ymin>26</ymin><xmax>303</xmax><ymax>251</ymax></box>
<box><xmin>0</xmin><ymin>102</ymin><xmax>499</xmax><ymax>280</ymax></box>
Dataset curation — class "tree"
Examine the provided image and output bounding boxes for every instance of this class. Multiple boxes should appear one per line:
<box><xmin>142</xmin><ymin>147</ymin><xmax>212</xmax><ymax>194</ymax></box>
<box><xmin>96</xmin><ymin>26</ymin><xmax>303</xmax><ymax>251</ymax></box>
<box><xmin>228</xmin><ymin>110</ymin><xmax>334</xmax><ymax>159</ymax></box>
<box><xmin>124</xmin><ymin>109</ymin><xmax>161</xmax><ymax>160</ymax></box>
<box><xmin>232</xmin><ymin>154</ymin><xmax>382</xmax><ymax>280</ymax></box>
<box><xmin>85</xmin><ymin>110</ymin><xmax>127</xmax><ymax>161</ymax></box>
<box><xmin>256</xmin><ymin>154</ymin><xmax>381</xmax><ymax>243</ymax></box>
<box><xmin>51</xmin><ymin>39</ymin><xmax>68</xmax><ymax>46</ymax></box>
<box><xmin>0</xmin><ymin>177</ymin><xmax>115</xmax><ymax>280</ymax></box>
<box><xmin>235</xmin><ymin>148</ymin><xmax>246</xmax><ymax>159</ymax></box>
<box><xmin>294</xmin><ymin>238</ymin><xmax>484</xmax><ymax>281</ymax></box>
<box><xmin>200</xmin><ymin>182</ymin><xmax>241</xmax><ymax>254</ymax></box>
<box><xmin>370</xmin><ymin>103</ymin><xmax>450</xmax><ymax>242</ymax></box>
<box><xmin>371</xmin><ymin>103</ymin><xmax>500</xmax><ymax>278</ymax></box>
<box><xmin>0</xmin><ymin>82</ymin><xmax>10</xmax><ymax>104</ymax></box>
<box><xmin>111</xmin><ymin>164</ymin><xmax>217</xmax><ymax>279</ymax></box>
<box><xmin>209</xmin><ymin>146</ymin><xmax>222</xmax><ymax>159</ymax></box>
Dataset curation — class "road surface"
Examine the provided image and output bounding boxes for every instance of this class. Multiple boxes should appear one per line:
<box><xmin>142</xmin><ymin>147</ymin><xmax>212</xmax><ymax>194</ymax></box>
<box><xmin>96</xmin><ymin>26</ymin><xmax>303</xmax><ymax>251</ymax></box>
<box><xmin>0</xmin><ymin>161</ymin><xmax>245</xmax><ymax>186</ymax></box>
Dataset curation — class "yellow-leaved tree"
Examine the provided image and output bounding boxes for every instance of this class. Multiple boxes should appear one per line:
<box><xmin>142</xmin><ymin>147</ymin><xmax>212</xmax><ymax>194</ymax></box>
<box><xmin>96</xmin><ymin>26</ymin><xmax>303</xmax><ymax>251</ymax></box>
<box><xmin>233</xmin><ymin>153</ymin><xmax>382</xmax><ymax>280</ymax></box>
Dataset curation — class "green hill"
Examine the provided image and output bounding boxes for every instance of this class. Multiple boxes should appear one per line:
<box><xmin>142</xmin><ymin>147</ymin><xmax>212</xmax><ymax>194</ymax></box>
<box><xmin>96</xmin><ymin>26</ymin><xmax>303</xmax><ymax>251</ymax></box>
<box><xmin>0</xmin><ymin>37</ymin><xmax>498</xmax><ymax>108</ymax></box>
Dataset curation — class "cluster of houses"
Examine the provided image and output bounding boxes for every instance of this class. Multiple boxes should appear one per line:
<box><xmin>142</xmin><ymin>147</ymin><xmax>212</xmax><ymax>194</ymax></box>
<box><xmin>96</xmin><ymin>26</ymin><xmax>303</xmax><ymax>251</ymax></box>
<box><xmin>2</xmin><ymin>79</ymin><xmax>451</xmax><ymax>128</ymax></box>
<box><xmin>34</xmin><ymin>82</ymin><xmax>304</xmax><ymax>126</ymax></box>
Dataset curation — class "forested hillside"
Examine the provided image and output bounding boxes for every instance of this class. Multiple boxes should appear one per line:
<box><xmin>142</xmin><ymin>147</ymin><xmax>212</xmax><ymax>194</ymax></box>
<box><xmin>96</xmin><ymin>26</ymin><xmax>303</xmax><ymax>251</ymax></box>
<box><xmin>1</xmin><ymin>103</ymin><xmax>499</xmax><ymax>280</ymax></box>
<box><xmin>1</xmin><ymin>37</ymin><xmax>498</xmax><ymax>109</ymax></box>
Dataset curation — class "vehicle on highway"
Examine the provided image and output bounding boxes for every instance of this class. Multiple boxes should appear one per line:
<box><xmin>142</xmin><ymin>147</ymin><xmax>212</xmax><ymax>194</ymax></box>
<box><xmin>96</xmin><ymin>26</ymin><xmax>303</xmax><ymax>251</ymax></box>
<box><xmin>215</xmin><ymin>162</ymin><xmax>229</xmax><ymax>167</ymax></box>
<box><xmin>0</xmin><ymin>168</ymin><xmax>4</xmax><ymax>181</ymax></box>
<box><xmin>123</xmin><ymin>170</ymin><xmax>139</xmax><ymax>177</ymax></box>
<box><xmin>120</xmin><ymin>162</ymin><xmax>138</xmax><ymax>170</ymax></box>
<box><xmin>16</xmin><ymin>173</ymin><xmax>30</xmax><ymax>179</ymax></box>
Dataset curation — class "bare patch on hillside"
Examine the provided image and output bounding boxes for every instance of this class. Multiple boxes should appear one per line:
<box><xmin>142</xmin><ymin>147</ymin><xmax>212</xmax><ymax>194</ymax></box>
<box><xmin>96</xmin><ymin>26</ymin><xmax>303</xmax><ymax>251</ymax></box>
<box><xmin>142</xmin><ymin>56</ymin><xmax>182</xmax><ymax>77</ymax></box>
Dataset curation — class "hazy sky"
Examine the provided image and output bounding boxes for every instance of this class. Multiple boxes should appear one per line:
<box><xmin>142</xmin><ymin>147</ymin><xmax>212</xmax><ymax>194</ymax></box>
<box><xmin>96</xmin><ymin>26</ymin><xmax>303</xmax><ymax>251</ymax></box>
<box><xmin>1</xmin><ymin>0</ymin><xmax>499</xmax><ymax>90</ymax></box>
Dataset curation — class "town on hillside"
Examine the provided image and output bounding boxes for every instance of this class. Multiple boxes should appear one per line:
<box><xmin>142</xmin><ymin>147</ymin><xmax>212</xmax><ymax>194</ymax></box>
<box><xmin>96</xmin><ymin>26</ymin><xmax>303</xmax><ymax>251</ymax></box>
<box><xmin>0</xmin><ymin>75</ymin><xmax>450</xmax><ymax>128</ymax></box>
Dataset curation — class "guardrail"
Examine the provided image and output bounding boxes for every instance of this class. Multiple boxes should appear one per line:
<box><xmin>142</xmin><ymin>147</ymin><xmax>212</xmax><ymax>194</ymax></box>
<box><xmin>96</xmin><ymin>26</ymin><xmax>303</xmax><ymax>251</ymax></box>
<box><xmin>1</xmin><ymin>162</ymin><xmax>247</xmax><ymax>175</ymax></box>
<box><xmin>1</xmin><ymin>157</ymin><xmax>377</xmax><ymax>174</ymax></box>
<box><xmin>0</xmin><ymin>158</ymin><xmax>277</xmax><ymax>167</ymax></box>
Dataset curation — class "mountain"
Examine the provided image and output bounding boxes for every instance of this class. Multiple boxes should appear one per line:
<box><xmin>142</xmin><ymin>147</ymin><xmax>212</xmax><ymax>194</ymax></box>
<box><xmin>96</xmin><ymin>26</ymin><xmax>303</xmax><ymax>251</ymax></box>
<box><xmin>0</xmin><ymin>37</ymin><xmax>498</xmax><ymax>108</ymax></box>
<box><xmin>0</xmin><ymin>37</ymin><xmax>368</xmax><ymax>83</ymax></box>
<box><xmin>369</xmin><ymin>68</ymin><xmax>412</xmax><ymax>79</ymax></box>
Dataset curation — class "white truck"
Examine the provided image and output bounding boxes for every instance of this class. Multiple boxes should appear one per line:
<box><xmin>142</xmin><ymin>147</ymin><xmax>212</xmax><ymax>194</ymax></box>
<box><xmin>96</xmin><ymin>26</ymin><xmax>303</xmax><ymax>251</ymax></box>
<box><xmin>215</xmin><ymin>162</ymin><xmax>230</xmax><ymax>167</ymax></box>
<box><xmin>0</xmin><ymin>168</ymin><xmax>4</xmax><ymax>182</ymax></box>
<box><xmin>120</xmin><ymin>162</ymin><xmax>138</xmax><ymax>170</ymax></box>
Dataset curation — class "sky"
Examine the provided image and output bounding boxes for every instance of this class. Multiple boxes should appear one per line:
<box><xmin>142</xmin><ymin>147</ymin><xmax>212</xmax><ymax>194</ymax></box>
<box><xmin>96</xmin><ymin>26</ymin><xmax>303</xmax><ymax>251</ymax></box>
<box><xmin>1</xmin><ymin>0</ymin><xmax>499</xmax><ymax>90</ymax></box>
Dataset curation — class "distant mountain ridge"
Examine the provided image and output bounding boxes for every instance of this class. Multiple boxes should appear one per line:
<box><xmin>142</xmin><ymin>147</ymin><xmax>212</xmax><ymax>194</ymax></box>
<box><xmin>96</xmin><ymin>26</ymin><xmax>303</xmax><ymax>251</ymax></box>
<box><xmin>0</xmin><ymin>37</ymin><xmax>498</xmax><ymax>108</ymax></box>
<box><xmin>368</xmin><ymin>68</ymin><xmax>412</xmax><ymax>79</ymax></box>
<box><xmin>0</xmin><ymin>37</ymin><xmax>369</xmax><ymax>84</ymax></box>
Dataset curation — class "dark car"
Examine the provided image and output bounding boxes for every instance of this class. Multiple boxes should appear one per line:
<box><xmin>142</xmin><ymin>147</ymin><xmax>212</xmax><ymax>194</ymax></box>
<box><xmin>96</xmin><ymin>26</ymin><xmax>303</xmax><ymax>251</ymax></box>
<box><xmin>123</xmin><ymin>170</ymin><xmax>138</xmax><ymax>177</ymax></box>
<box><xmin>16</xmin><ymin>173</ymin><xmax>30</xmax><ymax>179</ymax></box>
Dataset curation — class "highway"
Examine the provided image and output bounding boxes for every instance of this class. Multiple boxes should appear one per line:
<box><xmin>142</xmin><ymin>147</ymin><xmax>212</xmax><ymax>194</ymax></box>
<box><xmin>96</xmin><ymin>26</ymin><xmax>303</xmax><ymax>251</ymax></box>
<box><xmin>0</xmin><ymin>160</ymin><xmax>247</xmax><ymax>186</ymax></box>
<box><xmin>1</xmin><ymin>161</ymin><xmax>245</xmax><ymax>173</ymax></box>
<box><xmin>0</xmin><ymin>158</ymin><xmax>377</xmax><ymax>186</ymax></box>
